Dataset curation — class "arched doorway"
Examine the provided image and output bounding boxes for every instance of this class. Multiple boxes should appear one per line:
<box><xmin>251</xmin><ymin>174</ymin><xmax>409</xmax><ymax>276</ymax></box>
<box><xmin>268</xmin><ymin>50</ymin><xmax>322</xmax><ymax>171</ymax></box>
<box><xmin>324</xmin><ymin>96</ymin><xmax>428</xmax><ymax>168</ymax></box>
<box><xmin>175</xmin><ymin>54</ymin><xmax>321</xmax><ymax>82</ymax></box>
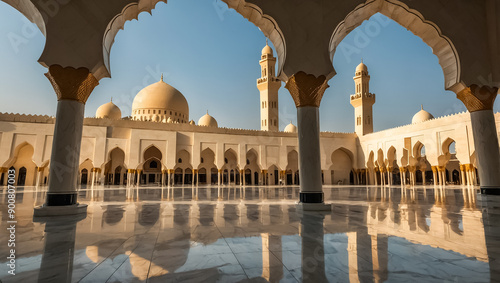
<box><xmin>18</xmin><ymin>167</ymin><xmax>27</xmax><ymax>185</ymax></box>
<box><xmin>81</xmin><ymin>169</ymin><xmax>88</xmax><ymax>185</ymax></box>
<box><xmin>330</xmin><ymin>148</ymin><xmax>353</xmax><ymax>185</ymax></box>
<box><xmin>198</xmin><ymin>168</ymin><xmax>207</xmax><ymax>184</ymax></box>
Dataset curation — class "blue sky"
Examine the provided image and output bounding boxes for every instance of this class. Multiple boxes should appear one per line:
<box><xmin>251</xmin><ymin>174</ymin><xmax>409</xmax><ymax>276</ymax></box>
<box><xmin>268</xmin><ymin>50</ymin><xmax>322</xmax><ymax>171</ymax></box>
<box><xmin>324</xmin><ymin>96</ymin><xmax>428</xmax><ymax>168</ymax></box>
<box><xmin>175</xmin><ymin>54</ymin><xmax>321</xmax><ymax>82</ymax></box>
<box><xmin>0</xmin><ymin>0</ymin><xmax>485</xmax><ymax>133</ymax></box>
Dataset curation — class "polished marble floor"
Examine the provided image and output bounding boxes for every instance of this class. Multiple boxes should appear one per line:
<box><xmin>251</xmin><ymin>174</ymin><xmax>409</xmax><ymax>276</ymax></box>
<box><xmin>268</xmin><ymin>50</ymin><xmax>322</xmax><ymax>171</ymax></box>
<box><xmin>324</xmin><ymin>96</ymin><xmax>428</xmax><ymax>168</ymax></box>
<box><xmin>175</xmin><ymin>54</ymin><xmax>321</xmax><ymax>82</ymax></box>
<box><xmin>0</xmin><ymin>185</ymin><xmax>499</xmax><ymax>282</ymax></box>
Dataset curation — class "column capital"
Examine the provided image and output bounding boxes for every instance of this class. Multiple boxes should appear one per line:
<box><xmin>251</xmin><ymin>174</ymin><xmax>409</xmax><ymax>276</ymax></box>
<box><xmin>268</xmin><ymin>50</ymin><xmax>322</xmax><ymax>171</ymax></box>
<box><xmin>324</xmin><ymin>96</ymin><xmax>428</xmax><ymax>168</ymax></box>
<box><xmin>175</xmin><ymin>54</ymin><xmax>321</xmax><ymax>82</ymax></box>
<box><xmin>456</xmin><ymin>85</ymin><xmax>498</xmax><ymax>112</ymax></box>
<box><xmin>128</xmin><ymin>169</ymin><xmax>136</xmax><ymax>173</ymax></box>
<box><xmin>285</xmin><ymin>71</ymin><xmax>329</xmax><ymax>107</ymax></box>
<box><xmin>0</xmin><ymin>167</ymin><xmax>8</xmax><ymax>173</ymax></box>
<box><xmin>45</xmin><ymin>65</ymin><xmax>99</xmax><ymax>104</ymax></box>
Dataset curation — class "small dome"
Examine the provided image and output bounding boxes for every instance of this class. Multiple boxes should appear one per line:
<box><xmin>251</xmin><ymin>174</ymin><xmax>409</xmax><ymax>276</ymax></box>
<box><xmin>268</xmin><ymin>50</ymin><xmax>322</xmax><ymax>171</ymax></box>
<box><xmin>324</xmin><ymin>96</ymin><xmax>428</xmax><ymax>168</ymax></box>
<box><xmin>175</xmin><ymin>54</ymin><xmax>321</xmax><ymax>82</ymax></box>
<box><xmin>262</xmin><ymin>42</ymin><xmax>273</xmax><ymax>56</ymax></box>
<box><xmin>189</xmin><ymin>120</ymin><xmax>195</xmax><ymax>125</ymax></box>
<box><xmin>198</xmin><ymin>111</ymin><xmax>218</xmax><ymax>127</ymax></box>
<box><xmin>412</xmin><ymin>105</ymin><xmax>434</xmax><ymax>124</ymax></box>
<box><xmin>96</xmin><ymin>100</ymin><xmax>121</xmax><ymax>120</ymax></box>
<box><xmin>284</xmin><ymin>121</ymin><xmax>297</xmax><ymax>133</ymax></box>
<box><xmin>356</xmin><ymin>61</ymin><xmax>368</xmax><ymax>73</ymax></box>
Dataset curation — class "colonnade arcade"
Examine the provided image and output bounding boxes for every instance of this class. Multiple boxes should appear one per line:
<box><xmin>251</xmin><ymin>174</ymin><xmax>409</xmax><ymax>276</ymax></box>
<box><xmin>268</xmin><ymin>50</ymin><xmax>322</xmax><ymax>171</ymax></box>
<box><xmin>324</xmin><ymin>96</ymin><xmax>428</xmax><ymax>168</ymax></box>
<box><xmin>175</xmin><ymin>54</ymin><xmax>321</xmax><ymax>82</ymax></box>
<box><xmin>2</xmin><ymin>0</ymin><xmax>499</xmax><ymax>215</ymax></box>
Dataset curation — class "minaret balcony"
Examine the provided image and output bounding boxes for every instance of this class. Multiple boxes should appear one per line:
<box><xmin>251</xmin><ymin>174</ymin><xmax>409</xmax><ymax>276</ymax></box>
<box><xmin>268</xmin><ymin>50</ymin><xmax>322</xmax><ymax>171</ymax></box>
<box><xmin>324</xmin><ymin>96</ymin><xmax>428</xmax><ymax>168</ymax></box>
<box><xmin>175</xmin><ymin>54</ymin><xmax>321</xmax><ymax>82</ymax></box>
<box><xmin>257</xmin><ymin>77</ymin><xmax>280</xmax><ymax>84</ymax></box>
<box><xmin>350</xmin><ymin>93</ymin><xmax>375</xmax><ymax>100</ymax></box>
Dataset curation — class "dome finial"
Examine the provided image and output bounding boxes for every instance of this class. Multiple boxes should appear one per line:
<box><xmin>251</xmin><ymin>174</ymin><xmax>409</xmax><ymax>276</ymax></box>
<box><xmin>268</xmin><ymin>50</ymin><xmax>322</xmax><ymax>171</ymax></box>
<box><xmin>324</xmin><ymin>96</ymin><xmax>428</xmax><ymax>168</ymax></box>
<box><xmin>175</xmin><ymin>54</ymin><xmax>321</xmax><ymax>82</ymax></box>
<box><xmin>111</xmin><ymin>97</ymin><xmax>113</xmax><ymax>102</ymax></box>
<box><xmin>421</xmin><ymin>104</ymin><xmax>423</xmax><ymax>110</ymax></box>
<box><xmin>361</xmin><ymin>58</ymin><xmax>363</xmax><ymax>63</ymax></box>
<box><xmin>266</xmin><ymin>38</ymin><xmax>268</xmax><ymax>46</ymax></box>
<box><xmin>160</xmin><ymin>73</ymin><xmax>163</xmax><ymax>82</ymax></box>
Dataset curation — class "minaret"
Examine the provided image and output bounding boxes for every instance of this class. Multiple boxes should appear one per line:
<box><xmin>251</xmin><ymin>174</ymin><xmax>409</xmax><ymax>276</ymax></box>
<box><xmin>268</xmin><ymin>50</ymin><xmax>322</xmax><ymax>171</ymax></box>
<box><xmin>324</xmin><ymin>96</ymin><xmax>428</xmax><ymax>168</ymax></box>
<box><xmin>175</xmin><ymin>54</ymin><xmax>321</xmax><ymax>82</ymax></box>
<box><xmin>350</xmin><ymin>60</ymin><xmax>375</xmax><ymax>136</ymax></box>
<box><xmin>257</xmin><ymin>40</ymin><xmax>281</xmax><ymax>132</ymax></box>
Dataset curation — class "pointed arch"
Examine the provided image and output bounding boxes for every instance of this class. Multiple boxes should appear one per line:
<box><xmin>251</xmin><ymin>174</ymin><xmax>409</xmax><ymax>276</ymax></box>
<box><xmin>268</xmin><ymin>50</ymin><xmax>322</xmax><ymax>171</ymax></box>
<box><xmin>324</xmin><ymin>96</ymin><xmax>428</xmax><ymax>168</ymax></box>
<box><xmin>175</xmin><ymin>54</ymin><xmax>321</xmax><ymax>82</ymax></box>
<box><xmin>2</xmin><ymin>142</ymin><xmax>36</xmax><ymax>168</ymax></box>
<box><xmin>329</xmin><ymin>0</ymin><xmax>460</xmax><ymax>90</ymax></box>
<box><xmin>442</xmin><ymin>137</ymin><xmax>456</xmax><ymax>155</ymax></box>
<box><xmin>413</xmin><ymin>141</ymin><xmax>425</xmax><ymax>158</ymax></box>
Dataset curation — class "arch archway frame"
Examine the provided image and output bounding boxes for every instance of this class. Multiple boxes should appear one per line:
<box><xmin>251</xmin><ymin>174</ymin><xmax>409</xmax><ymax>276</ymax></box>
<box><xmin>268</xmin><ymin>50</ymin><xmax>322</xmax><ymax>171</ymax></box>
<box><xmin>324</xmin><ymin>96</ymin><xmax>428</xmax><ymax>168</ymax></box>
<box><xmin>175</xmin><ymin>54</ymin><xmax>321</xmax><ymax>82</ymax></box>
<box><xmin>329</xmin><ymin>0</ymin><xmax>462</xmax><ymax>91</ymax></box>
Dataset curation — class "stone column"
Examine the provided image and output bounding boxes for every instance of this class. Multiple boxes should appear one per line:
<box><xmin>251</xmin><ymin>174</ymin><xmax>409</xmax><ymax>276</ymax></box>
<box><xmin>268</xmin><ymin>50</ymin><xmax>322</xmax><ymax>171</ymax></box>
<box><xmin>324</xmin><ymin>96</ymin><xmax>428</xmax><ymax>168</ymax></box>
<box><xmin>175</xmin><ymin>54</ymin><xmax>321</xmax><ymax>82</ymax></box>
<box><xmin>460</xmin><ymin>165</ymin><xmax>466</xmax><ymax>186</ymax></box>
<box><xmin>285</xmin><ymin>72</ymin><xmax>329</xmax><ymax>204</ymax></box>
<box><xmin>34</xmin><ymin>65</ymin><xmax>98</xmax><ymax>216</ymax></box>
<box><xmin>456</xmin><ymin>85</ymin><xmax>500</xmax><ymax>194</ymax></box>
<box><xmin>431</xmin><ymin>166</ymin><xmax>438</xmax><ymax>186</ymax></box>
<box><xmin>36</xmin><ymin>167</ymin><xmax>44</xmax><ymax>188</ymax></box>
<box><xmin>218</xmin><ymin>169</ymin><xmax>222</xmax><ymax>186</ymax></box>
<box><xmin>240</xmin><ymin>169</ymin><xmax>244</xmax><ymax>186</ymax></box>
<box><xmin>137</xmin><ymin>169</ymin><xmax>142</xmax><ymax>186</ymax></box>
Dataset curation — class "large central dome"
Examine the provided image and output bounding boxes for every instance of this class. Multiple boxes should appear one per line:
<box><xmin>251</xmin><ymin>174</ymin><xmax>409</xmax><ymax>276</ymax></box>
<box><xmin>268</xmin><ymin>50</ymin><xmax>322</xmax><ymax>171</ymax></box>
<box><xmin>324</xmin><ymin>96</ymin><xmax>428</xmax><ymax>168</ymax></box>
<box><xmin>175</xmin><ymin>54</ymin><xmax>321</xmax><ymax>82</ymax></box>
<box><xmin>132</xmin><ymin>76</ymin><xmax>189</xmax><ymax>123</ymax></box>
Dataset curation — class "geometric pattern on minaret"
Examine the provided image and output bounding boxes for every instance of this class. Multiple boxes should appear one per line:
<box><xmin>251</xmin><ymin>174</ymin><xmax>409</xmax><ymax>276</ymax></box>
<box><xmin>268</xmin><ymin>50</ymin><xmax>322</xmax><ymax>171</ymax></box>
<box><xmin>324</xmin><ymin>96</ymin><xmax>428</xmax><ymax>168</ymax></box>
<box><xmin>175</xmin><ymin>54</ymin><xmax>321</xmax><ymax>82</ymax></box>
<box><xmin>257</xmin><ymin>41</ymin><xmax>281</xmax><ymax>132</ymax></box>
<box><xmin>350</xmin><ymin>60</ymin><xmax>375</xmax><ymax>136</ymax></box>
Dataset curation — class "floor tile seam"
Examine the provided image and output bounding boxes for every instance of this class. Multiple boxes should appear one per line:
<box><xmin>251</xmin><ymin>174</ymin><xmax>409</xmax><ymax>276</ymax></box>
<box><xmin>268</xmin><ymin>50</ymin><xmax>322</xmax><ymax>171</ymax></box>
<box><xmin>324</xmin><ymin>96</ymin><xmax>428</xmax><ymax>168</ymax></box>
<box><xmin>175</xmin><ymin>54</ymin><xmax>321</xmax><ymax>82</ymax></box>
<box><xmin>269</xmin><ymin>249</ymin><xmax>296</xmax><ymax>275</ymax></box>
<box><xmin>97</xmin><ymin>225</ymin><xmax>159</xmax><ymax>283</ymax></box>
<box><xmin>75</xmin><ymin>233</ymin><xmax>140</xmax><ymax>283</ymax></box>
<box><xmin>213</xmin><ymin>221</ymin><xmax>251</xmax><ymax>280</ymax></box>
<box><xmin>101</xmin><ymin>237</ymin><xmax>152</xmax><ymax>283</ymax></box>
<box><xmin>145</xmin><ymin>223</ymin><xmax>163</xmax><ymax>281</ymax></box>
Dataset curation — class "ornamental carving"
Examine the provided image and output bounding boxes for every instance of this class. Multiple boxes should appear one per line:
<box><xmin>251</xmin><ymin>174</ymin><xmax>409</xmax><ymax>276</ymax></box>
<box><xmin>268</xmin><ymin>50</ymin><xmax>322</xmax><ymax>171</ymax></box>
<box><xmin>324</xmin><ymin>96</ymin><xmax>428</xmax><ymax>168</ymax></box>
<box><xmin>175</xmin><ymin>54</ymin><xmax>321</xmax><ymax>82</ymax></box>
<box><xmin>45</xmin><ymin>65</ymin><xmax>99</xmax><ymax>104</ymax></box>
<box><xmin>285</xmin><ymin>71</ymin><xmax>329</xmax><ymax>107</ymax></box>
<box><xmin>456</xmin><ymin>85</ymin><xmax>498</xmax><ymax>112</ymax></box>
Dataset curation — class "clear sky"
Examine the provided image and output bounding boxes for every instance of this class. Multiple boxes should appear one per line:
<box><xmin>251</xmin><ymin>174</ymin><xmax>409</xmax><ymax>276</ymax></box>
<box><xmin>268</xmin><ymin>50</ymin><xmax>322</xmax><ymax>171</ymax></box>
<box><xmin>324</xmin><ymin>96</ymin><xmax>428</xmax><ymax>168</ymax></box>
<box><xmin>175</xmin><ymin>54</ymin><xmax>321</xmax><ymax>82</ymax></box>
<box><xmin>1</xmin><ymin>0</ymin><xmax>491</xmax><ymax>133</ymax></box>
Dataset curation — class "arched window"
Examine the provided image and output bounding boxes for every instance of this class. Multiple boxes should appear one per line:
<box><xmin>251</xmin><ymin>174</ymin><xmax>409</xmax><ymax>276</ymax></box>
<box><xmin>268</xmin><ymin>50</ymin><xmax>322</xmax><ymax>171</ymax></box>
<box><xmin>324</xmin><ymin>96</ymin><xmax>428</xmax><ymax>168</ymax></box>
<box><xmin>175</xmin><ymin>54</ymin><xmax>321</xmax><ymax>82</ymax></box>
<box><xmin>224</xmin><ymin>158</ymin><xmax>228</xmax><ymax>164</ymax></box>
<box><xmin>149</xmin><ymin>160</ymin><xmax>158</xmax><ymax>168</ymax></box>
<box><xmin>178</xmin><ymin>158</ymin><xmax>182</xmax><ymax>163</ymax></box>
<box><xmin>246</xmin><ymin>159</ymin><xmax>250</xmax><ymax>165</ymax></box>
<box><xmin>201</xmin><ymin>157</ymin><xmax>204</xmax><ymax>163</ymax></box>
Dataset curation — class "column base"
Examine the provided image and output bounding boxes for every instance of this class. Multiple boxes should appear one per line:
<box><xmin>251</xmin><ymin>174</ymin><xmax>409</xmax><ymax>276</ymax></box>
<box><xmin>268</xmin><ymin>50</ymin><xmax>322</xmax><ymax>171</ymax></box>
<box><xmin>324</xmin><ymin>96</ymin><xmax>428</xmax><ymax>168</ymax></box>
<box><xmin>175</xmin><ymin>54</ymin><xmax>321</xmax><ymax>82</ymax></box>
<box><xmin>300</xmin><ymin>192</ymin><xmax>323</xmax><ymax>203</ymax></box>
<box><xmin>480</xmin><ymin>187</ymin><xmax>500</xmax><ymax>195</ymax></box>
<box><xmin>296</xmin><ymin>203</ymin><xmax>331</xmax><ymax>211</ymax></box>
<box><xmin>34</xmin><ymin>203</ymin><xmax>87</xmax><ymax>217</ymax></box>
<box><xmin>46</xmin><ymin>193</ymin><xmax>77</xmax><ymax>206</ymax></box>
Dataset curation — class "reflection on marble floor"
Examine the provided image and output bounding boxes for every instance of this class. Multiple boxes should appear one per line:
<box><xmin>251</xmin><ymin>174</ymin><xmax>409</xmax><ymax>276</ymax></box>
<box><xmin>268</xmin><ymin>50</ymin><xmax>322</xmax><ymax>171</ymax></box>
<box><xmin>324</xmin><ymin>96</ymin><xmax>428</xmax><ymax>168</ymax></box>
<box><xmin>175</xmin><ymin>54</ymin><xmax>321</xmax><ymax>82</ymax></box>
<box><xmin>1</xmin><ymin>185</ymin><xmax>499</xmax><ymax>282</ymax></box>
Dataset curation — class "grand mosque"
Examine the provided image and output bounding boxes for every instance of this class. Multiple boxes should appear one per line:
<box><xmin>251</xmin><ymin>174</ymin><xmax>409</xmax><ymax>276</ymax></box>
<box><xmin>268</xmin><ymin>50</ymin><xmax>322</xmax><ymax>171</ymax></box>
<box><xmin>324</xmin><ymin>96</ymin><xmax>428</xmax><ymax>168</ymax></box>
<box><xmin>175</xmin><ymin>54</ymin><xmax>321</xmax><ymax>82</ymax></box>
<box><xmin>0</xmin><ymin>43</ymin><xmax>494</xmax><ymax>190</ymax></box>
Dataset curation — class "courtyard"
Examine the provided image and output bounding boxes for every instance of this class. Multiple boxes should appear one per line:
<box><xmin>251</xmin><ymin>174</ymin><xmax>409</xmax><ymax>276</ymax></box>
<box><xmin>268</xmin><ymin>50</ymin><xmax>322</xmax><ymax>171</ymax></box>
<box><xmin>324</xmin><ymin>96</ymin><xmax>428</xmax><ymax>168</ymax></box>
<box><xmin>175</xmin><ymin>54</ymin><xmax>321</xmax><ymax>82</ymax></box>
<box><xmin>1</xmin><ymin>185</ymin><xmax>498</xmax><ymax>282</ymax></box>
